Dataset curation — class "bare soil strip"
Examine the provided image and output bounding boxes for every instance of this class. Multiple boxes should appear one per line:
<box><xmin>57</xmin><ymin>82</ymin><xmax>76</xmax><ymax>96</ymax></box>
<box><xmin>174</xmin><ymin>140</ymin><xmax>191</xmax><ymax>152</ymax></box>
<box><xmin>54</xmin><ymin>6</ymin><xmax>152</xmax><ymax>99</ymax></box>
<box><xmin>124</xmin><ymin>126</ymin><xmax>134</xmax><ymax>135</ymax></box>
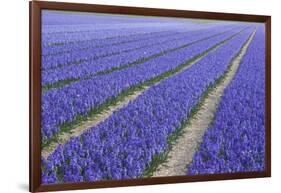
<box><xmin>152</xmin><ymin>29</ymin><xmax>256</xmax><ymax>177</ymax></box>
<box><xmin>41</xmin><ymin>30</ymin><xmax>247</xmax><ymax>159</ymax></box>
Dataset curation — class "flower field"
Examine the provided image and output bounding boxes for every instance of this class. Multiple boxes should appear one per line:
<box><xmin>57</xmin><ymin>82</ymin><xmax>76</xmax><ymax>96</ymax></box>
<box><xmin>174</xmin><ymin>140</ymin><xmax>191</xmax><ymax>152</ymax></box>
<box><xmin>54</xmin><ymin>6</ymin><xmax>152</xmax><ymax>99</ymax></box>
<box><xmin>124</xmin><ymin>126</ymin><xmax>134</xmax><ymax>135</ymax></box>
<box><xmin>41</xmin><ymin>10</ymin><xmax>266</xmax><ymax>184</ymax></box>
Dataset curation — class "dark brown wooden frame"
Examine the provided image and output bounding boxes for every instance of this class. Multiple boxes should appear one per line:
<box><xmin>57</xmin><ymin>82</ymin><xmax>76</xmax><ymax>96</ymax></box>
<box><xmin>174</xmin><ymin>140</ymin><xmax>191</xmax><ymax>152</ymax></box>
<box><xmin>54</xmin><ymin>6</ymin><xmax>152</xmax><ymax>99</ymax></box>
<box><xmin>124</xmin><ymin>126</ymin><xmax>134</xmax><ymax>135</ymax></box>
<box><xmin>29</xmin><ymin>1</ymin><xmax>271</xmax><ymax>192</ymax></box>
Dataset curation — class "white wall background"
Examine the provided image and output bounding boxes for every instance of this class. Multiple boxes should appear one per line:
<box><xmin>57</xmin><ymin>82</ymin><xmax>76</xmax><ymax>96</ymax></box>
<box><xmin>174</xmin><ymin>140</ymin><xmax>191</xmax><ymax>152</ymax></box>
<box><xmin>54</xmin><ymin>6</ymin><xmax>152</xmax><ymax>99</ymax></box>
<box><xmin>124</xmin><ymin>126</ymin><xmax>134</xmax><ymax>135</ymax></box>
<box><xmin>0</xmin><ymin>0</ymin><xmax>280</xmax><ymax>192</ymax></box>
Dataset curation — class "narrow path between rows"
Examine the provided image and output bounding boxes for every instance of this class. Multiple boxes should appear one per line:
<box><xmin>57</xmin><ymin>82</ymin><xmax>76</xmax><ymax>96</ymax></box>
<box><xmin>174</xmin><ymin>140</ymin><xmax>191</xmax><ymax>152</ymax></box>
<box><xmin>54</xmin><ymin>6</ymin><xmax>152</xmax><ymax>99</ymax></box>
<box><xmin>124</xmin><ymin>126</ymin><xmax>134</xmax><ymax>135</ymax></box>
<box><xmin>41</xmin><ymin>29</ymin><xmax>247</xmax><ymax>159</ymax></box>
<box><xmin>152</xmin><ymin>29</ymin><xmax>256</xmax><ymax>177</ymax></box>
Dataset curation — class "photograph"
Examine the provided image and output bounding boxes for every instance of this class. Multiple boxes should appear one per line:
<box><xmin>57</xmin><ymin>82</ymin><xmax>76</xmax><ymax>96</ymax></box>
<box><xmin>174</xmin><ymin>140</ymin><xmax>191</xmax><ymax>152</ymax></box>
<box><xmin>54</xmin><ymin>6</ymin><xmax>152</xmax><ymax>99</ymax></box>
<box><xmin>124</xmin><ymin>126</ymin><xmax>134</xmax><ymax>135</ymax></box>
<box><xmin>40</xmin><ymin>9</ymin><xmax>266</xmax><ymax>185</ymax></box>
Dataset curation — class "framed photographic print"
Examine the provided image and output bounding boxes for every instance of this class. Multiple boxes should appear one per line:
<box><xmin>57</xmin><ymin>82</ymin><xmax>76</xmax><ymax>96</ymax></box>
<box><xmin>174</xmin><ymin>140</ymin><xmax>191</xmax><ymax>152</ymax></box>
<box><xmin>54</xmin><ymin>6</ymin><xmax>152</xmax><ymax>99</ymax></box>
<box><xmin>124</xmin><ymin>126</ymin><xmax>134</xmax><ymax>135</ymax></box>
<box><xmin>29</xmin><ymin>1</ymin><xmax>271</xmax><ymax>192</ymax></box>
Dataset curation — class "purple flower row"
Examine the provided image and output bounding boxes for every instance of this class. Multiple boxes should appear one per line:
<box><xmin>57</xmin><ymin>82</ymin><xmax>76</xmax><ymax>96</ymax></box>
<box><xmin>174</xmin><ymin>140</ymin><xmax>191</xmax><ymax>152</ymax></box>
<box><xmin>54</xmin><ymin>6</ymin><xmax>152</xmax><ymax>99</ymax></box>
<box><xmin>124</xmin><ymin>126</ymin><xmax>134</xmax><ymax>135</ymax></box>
<box><xmin>42</xmin><ymin>20</ymin><xmax>205</xmax><ymax>46</ymax></box>
<box><xmin>42</xmin><ymin>26</ymin><xmax>243</xmax><ymax>86</ymax></box>
<box><xmin>187</xmin><ymin>25</ymin><xmax>265</xmax><ymax>175</ymax></box>
<box><xmin>42</xmin><ymin>27</ymin><xmax>217</xmax><ymax>70</ymax></box>
<box><xmin>41</xmin><ymin>27</ymin><xmax>251</xmax><ymax>141</ymax></box>
<box><xmin>42</xmin><ymin>23</ymin><xmax>231</xmax><ymax>56</ymax></box>
<box><xmin>42</xmin><ymin>30</ymin><xmax>176</xmax><ymax>56</ymax></box>
<box><xmin>42</xmin><ymin>27</ymin><xmax>253</xmax><ymax>184</ymax></box>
